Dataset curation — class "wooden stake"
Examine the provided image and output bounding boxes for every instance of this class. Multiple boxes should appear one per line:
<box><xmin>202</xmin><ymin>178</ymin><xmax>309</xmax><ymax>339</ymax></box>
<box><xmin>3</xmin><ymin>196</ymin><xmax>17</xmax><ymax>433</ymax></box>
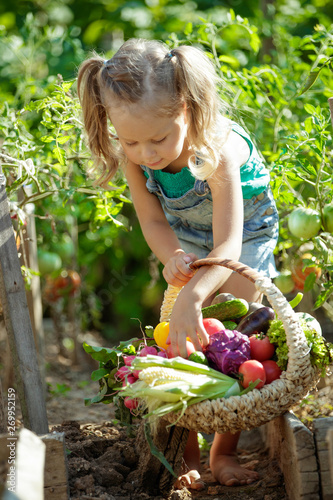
<box><xmin>0</xmin><ymin>183</ymin><xmax>48</xmax><ymax>434</ymax></box>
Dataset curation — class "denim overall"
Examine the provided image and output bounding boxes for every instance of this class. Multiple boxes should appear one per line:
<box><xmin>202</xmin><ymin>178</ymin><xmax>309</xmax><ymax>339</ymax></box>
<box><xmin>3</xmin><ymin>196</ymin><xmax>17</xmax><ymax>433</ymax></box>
<box><xmin>140</xmin><ymin>166</ymin><xmax>279</xmax><ymax>278</ymax></box>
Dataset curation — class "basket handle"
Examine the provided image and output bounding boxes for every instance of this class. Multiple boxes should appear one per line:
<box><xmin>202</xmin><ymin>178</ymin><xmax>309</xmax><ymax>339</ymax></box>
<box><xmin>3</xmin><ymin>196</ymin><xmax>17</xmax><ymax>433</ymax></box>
<box><xmin>159</xmin><ymin>258</ymin><xmax>314</xmax><ymax>383</ymax></box>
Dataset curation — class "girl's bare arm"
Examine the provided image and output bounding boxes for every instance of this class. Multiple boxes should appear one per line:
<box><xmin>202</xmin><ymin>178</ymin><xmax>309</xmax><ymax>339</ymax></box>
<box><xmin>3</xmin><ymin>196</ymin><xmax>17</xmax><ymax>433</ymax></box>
<box><xmin>124</xmin><ymin>161</ymin><xmax>195</xmax><ymax>286</ymax></box>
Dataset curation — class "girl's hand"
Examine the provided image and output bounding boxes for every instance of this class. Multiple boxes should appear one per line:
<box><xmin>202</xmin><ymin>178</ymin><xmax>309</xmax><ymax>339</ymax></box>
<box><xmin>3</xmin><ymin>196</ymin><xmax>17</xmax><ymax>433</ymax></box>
<box><xmin>168</xmin><ymin>290</ymin><xmax>210</xmax><ymax>358</ymax></box>
<box><xmin>162</xmin><ymin>251</ymin><xmax>198</xmax><ymax>287</ymax></box>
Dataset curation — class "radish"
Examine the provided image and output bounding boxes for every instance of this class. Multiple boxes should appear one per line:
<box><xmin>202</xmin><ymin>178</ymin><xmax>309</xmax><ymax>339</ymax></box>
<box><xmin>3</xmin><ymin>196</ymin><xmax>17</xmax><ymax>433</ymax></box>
<box><xmin>124</xmin><ymin>397</ymin><xmax>138</xmax><ymax>410</ymax></box>
<box><xmin>115</xmin><ymin>365</ymin><xmax>130</xmax><ymax>381</ymax></box>
<box><xmin>139</xmin><ymin>346</ymin><xmax>158</xmax><ymax>357</ymax></box>
<box><xmin>122</xmin><ymin>375</ymin><xmax>137</xmax><ymax>386</ymax></box>
<box><xmin>123</xmin><ymin>355</ymin><xmax>136</xmax><ymax>366</ymax></box>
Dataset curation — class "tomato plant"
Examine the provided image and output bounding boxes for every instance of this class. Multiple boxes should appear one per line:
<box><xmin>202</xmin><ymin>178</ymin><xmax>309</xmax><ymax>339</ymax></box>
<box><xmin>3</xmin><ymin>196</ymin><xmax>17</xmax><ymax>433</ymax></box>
<box><xmin>249</xmin><ymin>334</ymin><xmax>275</xmax><ymax>362</ymax></box>
<box><xmin>273</xmin><ymin>272</ymin><xmax>295</xmax><ymax>295</ymax></box>
<box><xmin>238</xmin><ymin>360</ymin><xmax>266</xmax><ymax>389</ymax></box>
<box><xmin>203</xmin><ymin>318</ymin><xmax>224</xmax><ymax>336</ymax></box>
<box><xmin>288</xmin><ymin>207</ymin><xmax>321</xmax><ymax>240</ymax></box>
<box><xmin>53</xmin><ymin>270</ymin><xmax>81</xmax><ymax>296</ymax></box>
<box><xmin>262</xmin><ymin>360</ymin><xmax>282</xmax><ymax>384</ymax></box>
<box><xmin>38</xmin><ymin>251</ymin><xmax>62</xmax><ymax>276</ymax></box>
<box><xmin>290</xmin><ymin>253</ymin><xmax>321</xmax><ymax>291</ymax></box>
<box><xmin>323</xmin><ymin>204</ymin><xmax>333</xmax><ymax>233</ymax></box>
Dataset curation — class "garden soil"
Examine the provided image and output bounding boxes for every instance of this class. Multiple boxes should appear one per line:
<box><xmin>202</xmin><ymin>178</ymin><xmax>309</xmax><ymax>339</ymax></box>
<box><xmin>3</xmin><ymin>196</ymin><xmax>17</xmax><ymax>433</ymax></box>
<box><xmin>3</xmin><ymin>324</ymin><xmax>333</xmax><ymax>500</ymax></box>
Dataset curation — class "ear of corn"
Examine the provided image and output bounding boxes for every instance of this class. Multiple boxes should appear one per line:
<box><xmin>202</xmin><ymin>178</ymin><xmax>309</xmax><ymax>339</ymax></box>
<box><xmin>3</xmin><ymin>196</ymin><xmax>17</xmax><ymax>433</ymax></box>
<box><xmin>139</xmin><ymin>366</ymin><xmax>209</xmax><ymax>386</ymax></box>
<box><xmin>120</xmin><ymin>355</ymin><xmax>242</xmax><ymax>426</ymax></box>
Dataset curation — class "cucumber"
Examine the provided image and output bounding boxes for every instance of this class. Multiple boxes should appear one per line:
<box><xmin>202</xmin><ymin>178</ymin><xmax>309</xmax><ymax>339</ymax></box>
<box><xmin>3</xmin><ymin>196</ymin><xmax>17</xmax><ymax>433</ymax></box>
<box><xmin>202</xmin><ymin>298</ymin><xmax>249</xmax><ymax>322</ymax></box>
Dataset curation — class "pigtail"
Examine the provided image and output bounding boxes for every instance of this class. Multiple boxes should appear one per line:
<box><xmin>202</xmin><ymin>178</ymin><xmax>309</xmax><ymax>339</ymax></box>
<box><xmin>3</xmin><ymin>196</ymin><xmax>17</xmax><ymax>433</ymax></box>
<box><xmin>77</xmin><ymin>57</ymin><xmax>121</xmax><ymax>187</ymax></box>
<box><xmin>170</xmin><ymin>46</ymin><xmax>230</xmax><ymax>180</ymax></box>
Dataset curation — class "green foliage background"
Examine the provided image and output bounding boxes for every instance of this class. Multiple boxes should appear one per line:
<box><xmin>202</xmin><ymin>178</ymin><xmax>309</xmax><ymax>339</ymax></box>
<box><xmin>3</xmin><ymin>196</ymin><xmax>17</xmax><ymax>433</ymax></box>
<box><xmin>0</xmin><ymin>0</ymin><xmax>333</xmax><ymax>343</ymax></box>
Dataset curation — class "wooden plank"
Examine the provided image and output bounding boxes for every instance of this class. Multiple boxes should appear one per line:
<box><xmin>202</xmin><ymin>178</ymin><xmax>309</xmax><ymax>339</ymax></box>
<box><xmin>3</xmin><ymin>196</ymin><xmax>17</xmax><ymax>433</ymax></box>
<box><xmin>313</xmin><ymin>418</ymin><xmax>333</xmax><ymax>500</ymax></box>
<box><xmin>328</xmin><ymin>429</ymin><xmax>333</xmax><ymax>489</ymax></box>
<box><xmin>0</xmin><ymin>182</ymin><xmax>48</xmax><ymax>434</ymax></box>
<box><xmin>20</xmin><ymin>202</ymin><xmax>46</xmax><ymax>381</ymax></box>
<box><xmin>260</xmin><ymin>411</ymin><xmax>320</xmax><ymax>500</ymax></box>
<box><xmin>42</xmin><ymin>432</ymin><xmax>70</xmax><ymax>499</ymax></box>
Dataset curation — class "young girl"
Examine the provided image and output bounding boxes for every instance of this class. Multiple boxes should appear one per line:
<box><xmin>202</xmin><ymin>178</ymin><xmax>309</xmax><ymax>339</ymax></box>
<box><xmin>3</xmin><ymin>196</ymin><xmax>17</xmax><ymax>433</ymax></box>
<box><xmin>77</xmin><ymin>38</ymin><xmax>279</xmax><ymax>490</ymax></box>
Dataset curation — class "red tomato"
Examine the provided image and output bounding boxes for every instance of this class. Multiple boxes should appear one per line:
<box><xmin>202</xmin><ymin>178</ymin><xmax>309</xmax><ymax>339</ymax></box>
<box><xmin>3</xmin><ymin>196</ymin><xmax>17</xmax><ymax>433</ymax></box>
<box><xmin>166</xmin><ymin>340</ymin><xmax>196</xmax><ymax>359</ymax></box>
<box><xmin>203</xmin><ymin>318</ymin><xmax>224</xmax><ymax>336</ymax></box>
<box><xmin>291</xmin><ymin>253</ymin><xmax>321</xmax><ymax>291</ymax></box>
<box><xmin>238</xmin><ymin>360</ymin><xmax>266</xmax><ymax>389</ymax></box>
<box><xmin>249</xmin><ymin>334</ymin><xmax>275</xmax><ymax>362</ymax></box>
<box><xmin>262</xmin><ymin>360</ymin><xmax>282</xmax><ymax>384</ymax></box>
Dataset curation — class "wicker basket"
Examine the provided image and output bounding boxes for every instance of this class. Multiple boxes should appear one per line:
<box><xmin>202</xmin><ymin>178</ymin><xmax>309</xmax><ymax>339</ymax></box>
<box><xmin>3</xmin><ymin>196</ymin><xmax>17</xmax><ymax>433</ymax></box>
<box><xmin>159</xmin><ymin>258</ymin><xmax>321</xmax><ymax>435</ymax></box>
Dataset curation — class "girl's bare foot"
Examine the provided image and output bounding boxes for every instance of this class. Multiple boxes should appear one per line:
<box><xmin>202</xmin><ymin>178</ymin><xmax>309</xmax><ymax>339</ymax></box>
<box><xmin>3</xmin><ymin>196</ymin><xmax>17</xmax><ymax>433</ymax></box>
<box><xmin>210</xmin><ymin>431</ymin><xmax>259</xmax><ymax>486</ymax></box>
<box><xmin>174</xmin><ymin>430</ymin><xmax>205</xmax><ymax>490</ymax></box>
<box><xmin>174</xmin><ymin>463</ymin><xmax>205</xmax><ymax>490</ymax></box>
<box><xmin>210</xmin><ymin>453</ymin><xmax>259</xmax><ymax>486</ymax></box>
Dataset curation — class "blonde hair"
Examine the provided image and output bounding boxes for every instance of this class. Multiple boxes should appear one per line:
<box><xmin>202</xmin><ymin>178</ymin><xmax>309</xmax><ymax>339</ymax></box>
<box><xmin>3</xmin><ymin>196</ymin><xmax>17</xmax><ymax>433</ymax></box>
<box><xmin>77</xmin><ymin>38</ymin><xmax>229</xmax><ymax>186</ymax></box>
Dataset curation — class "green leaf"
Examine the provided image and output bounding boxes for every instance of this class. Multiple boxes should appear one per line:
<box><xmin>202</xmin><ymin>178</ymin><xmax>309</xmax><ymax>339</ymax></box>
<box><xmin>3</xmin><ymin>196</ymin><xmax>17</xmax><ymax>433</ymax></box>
<box><xmin>56</xmin><ymin>135</ymin><xmax>71</xmax><ymax>144</ymax></box>
<box><xmin>62</xmin><ymin>80</ymin><xmax>75</xmax><ymax>92</ymax></box>
<box><xmin>303</xmin><ymin>272</ymin><xmax>317</xmax><ymax>292</ymax></box>
<box><xmin>304</xmin><ymin>104</ymin><xmax>316</xmax><ymax>115</ymax></box>
<box><xmin>304</xmin><ymin>117</ymin><xmax>313</xmax><ymax>134</ymax></box>
<box><xmin>313</xmin><ymin>283</ymin><xmax>333</xmax><ymax>309</ymax></box>
<box><xmin>84</xmin><ymin>383</ymin><xmax>108</xmax><ymax>406</ymax></box>
<box><xmin>40</xmin><ymin>135</ymin><xmax>56</xmax><ymax>143</ymax></box>
<box><xmin>53</xmin><ymin>145</ymin><xmax>66</xmax><ymax>165</ymax></box>
<box><xmin>82</xmin><ymin>342</ymin><xmax>119</xmax><ymax>363</ymax></box>
<box><xmin>91</xmin><ymin>367</ymin><xmax>110</xmax><ymax>381</ymax></box>
<box><xmin>144</xmin><ymin>423</ymin><xmax>177</xmax><ymax>478</ymax></box>
<box><xmin>184</xmin><ymin>22</ymin><xmax>192</xmax><ymax>35</ymax></box>
<box><xmin>299</xmin><ymin>69</ymin><xmax>322</xmax><ymax>95</ymax></box>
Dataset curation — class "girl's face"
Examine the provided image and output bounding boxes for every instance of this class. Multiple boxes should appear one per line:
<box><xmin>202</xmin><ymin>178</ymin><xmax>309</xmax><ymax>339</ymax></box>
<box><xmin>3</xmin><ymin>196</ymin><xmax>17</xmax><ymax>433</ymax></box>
<box><xmin>109</xmin><ymin>104</ymin><xmax>190</xmax><ymax>171</ymax></box>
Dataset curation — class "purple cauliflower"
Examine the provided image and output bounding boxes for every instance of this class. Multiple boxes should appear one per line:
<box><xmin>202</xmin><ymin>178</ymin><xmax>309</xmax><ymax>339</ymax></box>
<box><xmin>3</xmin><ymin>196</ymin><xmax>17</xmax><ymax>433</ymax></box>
<box><xmin>204</xmin><ymin>329</ymin><xmax>251</xmax><ymax>375</ymax></box>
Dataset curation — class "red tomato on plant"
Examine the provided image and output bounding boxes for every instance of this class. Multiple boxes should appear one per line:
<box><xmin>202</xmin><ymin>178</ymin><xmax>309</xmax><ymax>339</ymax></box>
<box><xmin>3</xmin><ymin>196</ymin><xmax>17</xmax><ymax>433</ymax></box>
<box><xmin>203</xmin><ymin>318</ymin><xmax>224</xmax><ymax>336</ymax></box>
<box><xmin>249</xmin><ymin>334</ymin><xmax>275</xmax><ymax>362</ymax></box>
<box><xmin>262</xmin><ymin>360</ymin><xmax>282</xmax><ymax>384</ymax></box>
<box><xmin>238</xmin><ymin>360</ymin><xmax>266</xmax><ymax>389</ymax></box>
<box><xmin>291</xmin><ymin>253</ymin><xmax>321</xmax><ymax>291</ymax></box>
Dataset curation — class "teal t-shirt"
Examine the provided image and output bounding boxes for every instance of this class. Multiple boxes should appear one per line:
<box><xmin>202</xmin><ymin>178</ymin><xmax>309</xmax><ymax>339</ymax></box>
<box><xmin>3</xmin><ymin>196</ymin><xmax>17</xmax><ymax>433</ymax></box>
<box><xmin>143</xmin><ymin>123</ymin><xmax>270</xmax><ymax>199</ymax></box>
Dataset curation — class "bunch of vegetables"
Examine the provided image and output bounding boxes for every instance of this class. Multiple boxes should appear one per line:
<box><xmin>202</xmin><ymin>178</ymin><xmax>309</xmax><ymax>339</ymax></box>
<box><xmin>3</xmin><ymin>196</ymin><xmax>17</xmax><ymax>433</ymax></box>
<box><xmin>83</xmin><ymin>292</ymin><xmax>333</xmax><ymax>424</ymax></box>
